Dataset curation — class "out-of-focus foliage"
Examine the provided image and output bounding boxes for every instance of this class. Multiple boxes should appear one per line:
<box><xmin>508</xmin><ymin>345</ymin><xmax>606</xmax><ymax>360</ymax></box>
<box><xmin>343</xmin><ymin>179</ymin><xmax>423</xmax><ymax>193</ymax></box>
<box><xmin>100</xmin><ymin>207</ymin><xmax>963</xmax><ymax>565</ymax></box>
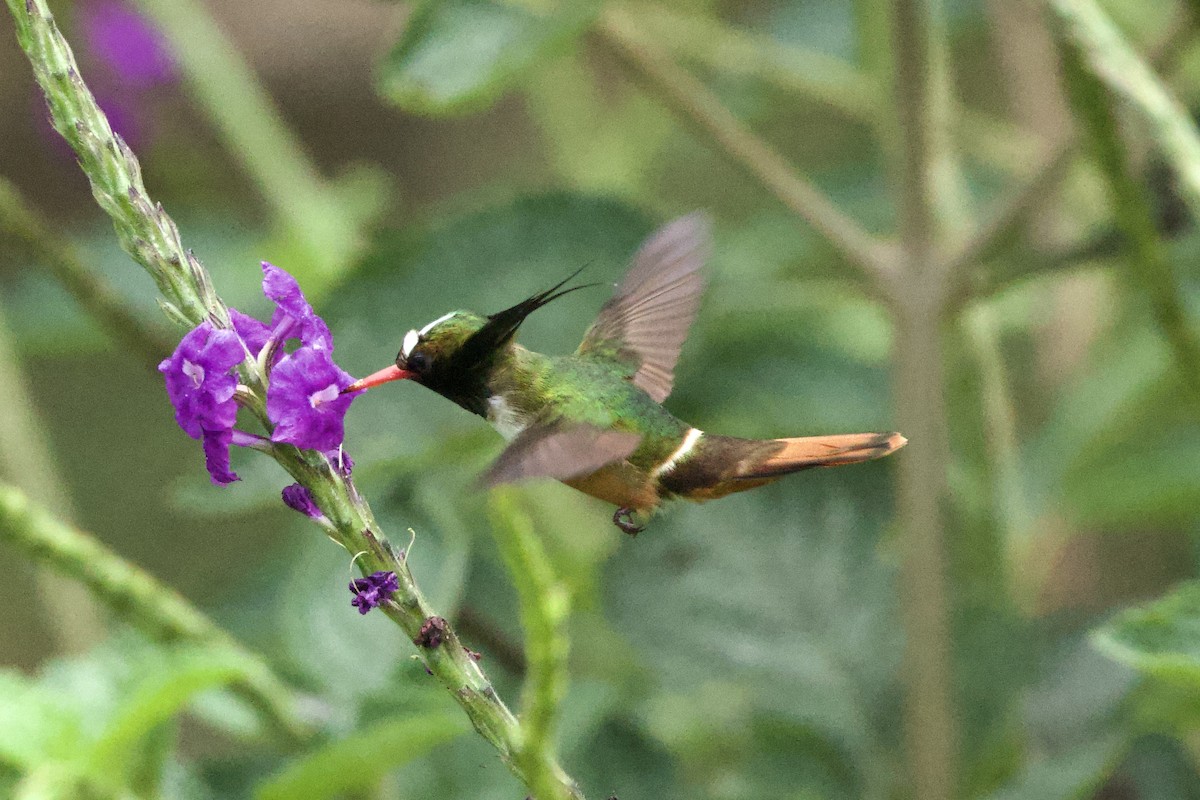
<box><xmin>4</xmin><ymin>0</ymin><xmax>1200</xmax><ymax>798</ymax></box>
<box><xmin>378</xmin><ymin>0</ymin><xmax>598</xmax><ymax>114</ymax></box>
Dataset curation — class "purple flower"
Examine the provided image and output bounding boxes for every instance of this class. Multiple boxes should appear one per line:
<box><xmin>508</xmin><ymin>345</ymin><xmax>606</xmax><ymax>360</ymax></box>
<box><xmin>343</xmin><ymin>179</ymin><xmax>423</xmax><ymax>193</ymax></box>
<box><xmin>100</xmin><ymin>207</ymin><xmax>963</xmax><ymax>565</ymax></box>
<box><xmin>349</xmin><ymin>571</ymin><xmax>399</xmax><ymax>614</ymax></box>
<box><xmin>79</xmin><ymin>0</ymin><xmax>176</xmax><ymax>88</ymax></box>
<box><xmin>159</xmin><ymin>322</ymin><xmax>245</xmax><ymax>484</ymax></box>
<box><xmin>159</xmin><ymin>322</ymin><xmax>243</xmax><ymax>436</ymax></box>
<box><xmin>282</xmin><ymin>484</ymin><xmax>322</xmax><ymax>518</ymax></box>
<box><xmin>230</xmin><ymin>308</ymin><xmax>271</xmax><ymax>359</ymax></box>
<box><xmin>261</xmin><ymin>262</ymin><xmax>333</xmax><ymax>352</ymax></box>
<box><xmin>267</xmin><ymin>348</ymin><xmax>360</xmax><ymax>451</ymax></box>
<box><xmin>159</xmin><ymin>261</ymin><xmax>362</xmax><ymax>487</ymax></box>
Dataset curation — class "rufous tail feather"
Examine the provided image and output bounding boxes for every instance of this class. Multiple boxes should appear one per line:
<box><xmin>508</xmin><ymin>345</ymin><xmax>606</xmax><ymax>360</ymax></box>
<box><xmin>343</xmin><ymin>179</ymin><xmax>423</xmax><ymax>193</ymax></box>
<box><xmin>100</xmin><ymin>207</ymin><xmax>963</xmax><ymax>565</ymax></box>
<box><xmin>736</xmin><ymin>432</ymin><xmax>906</xmax><ymax>480</ymax></box>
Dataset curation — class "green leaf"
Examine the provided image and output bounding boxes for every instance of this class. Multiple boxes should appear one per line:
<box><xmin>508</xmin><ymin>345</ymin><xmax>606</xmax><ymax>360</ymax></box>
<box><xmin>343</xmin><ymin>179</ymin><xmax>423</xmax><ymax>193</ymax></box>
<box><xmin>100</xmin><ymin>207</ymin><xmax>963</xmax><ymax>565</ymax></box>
<box><xmin>254</xmin><ymin>712</ymin><xmax>467</xmax><ymax>800</ymax></box>
<box><xmin>12</xmin><ymin>766</ymin><xmax>91</xmax><ymax>800</ymax></box>
<box><xmin>1095</xmin><ymin>580</ymin><xmax>1200</xmax><ymax>685</ymax></box>
<box><xmin>0</xmin><ymin>671</ymin><xmax>84</xmax><ymax>770</ymax></box>
<box><xmin>1062</xmin><ymin>424</ymin><xmax>1200</xmax><ymax>528</ymax></box>
<box><xmin>601</xmin><ymin>481</ymin><xmax>901</xmax><ymax>799</ymax></box>
<box><xmin>82</xmin><ymin>647</ymin><xmax>255</xmax><ymax>789</ymax></box>
<box><xmin>378</xmin><ymin>0</ymin><xmax>598</xmax><ymax>115</ymax></box>
<box><xmin>981</xmin><ymin>737</ymin><xmax>1123</xmax><ymax>800</ymax></box>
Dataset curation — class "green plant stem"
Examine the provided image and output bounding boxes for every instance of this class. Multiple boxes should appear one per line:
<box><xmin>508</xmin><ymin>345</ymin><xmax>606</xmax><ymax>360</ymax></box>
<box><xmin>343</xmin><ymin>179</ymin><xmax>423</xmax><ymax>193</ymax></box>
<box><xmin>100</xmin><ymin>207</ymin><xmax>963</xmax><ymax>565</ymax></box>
<box><xmin>0</xmin><ymin>303</ymin><xmax>106</xmax><ymax>654</ymax></box>
<box><xmin>287</xmin><ymin>454</ymin><xmax>583</xmax><ymax>800</ymax></box>
<box><xmin>131</xmin><ymin>0</ymin><xmax>372</xmax><ymax>295</ymax></box>
<box><xmin>488</xmin><ymin>493</ymin><xmax>573</xmax><ymax>800</ymax></box>
<box><xmin>0</xmin><ymin>483</ymin><xmax>310</xmax><ymax>746</ymax></box>
<box><xmin>0</xmin><ymin>176</ymin><xmax>172</xmax><ymax>371</ymax></box>
<box><xmin>963</xmin><ymin>306</ymin><xmax>1029</xmax><ymax>559</ymax></box>
<box><xmin>596</xmin><ymin>4</ymin><xmax>896</xmax><ymax>294</ymax></box>
<box><xmin>6</xmin><ymin>3</ymin><xmax>583</xmax><ymax>795</ymax></box>
<box><xmin>6</xmin><ymin>0</ymin><xmax>223</xmax><ymax>331</ymax></box>
<box><xmin>1053</xmin><ymin>0</ymin><xmax>1200</xmax><ymax>227</ymax></box>
<box><xmin>889</xmin><ymin>1</ymin><xmax>958</xmax><ymax>799</ymax></box>
<box><xmin>891</xmin><ymin>304</ymin><xmax>956</xmax><ymax>800</ymax></box>
<box><xmin>1059</xmin><ymin>33</ymin><xmax>1200</xmax><ymax>404</ymax></box>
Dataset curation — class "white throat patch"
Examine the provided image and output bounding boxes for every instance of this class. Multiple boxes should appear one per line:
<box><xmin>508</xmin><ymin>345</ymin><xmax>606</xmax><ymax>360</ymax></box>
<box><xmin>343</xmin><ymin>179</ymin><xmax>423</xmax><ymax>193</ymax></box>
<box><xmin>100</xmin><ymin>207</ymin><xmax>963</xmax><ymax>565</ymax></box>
<box><xmin>486</xmin><ymin>396</ymin><xmax>527</xmax><ymax>441</ymax></box>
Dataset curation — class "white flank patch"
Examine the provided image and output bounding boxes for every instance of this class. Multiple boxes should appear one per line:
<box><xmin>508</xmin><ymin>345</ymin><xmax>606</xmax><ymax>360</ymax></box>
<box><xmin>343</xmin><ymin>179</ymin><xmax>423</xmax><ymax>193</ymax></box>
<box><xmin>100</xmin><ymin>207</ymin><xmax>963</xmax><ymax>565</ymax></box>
<box><xmin>486</xmin><ymin>395</ymin><xmax>527</xmax><ymax>441</ymax></box>
<box><xmin>420</xmin><ymin>311</ymin><xmax>457</xmax><ymax>336</ymax></box>
<box><xmin>401</xmin><ymin>329</ymin><xmax>419</xmax><ymax>357</ymax></box>
<box><xmin>654</xmin><ymin>428</ymin><xmax>703</xmax><ymax>477</ymax></box>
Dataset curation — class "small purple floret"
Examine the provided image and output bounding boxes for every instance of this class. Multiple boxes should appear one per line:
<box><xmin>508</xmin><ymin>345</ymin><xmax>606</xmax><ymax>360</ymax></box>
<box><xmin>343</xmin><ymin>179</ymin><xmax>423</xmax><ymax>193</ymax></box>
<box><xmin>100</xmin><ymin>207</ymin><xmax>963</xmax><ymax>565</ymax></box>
<box><xmin>282</xmin><ymin>484</ymin><xmax>322</xmax><ymax>518</ymax></box>
<box><xmin>267</xmin><ymin>348</ymin><xmax>361</xmax><ymax>451</ymax></box>
<box><xmin>159</xmin><ymin>322</ymin><xmax>245</xmax><ymax>484</ymax></box>
<box><xmin>349</xmin><ymin>571</ymin><xmax>399</xmax><ymax>614</ymax></box>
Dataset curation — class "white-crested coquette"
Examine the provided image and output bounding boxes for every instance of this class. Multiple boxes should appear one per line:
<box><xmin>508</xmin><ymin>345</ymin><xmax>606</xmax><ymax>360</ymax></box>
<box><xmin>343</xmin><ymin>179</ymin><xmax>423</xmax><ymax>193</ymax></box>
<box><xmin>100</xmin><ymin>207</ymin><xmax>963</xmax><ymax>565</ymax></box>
<box><xmin>345</xmin><ymin>214</ymin><xmax>906</xmax><ymax>533</ymax></box>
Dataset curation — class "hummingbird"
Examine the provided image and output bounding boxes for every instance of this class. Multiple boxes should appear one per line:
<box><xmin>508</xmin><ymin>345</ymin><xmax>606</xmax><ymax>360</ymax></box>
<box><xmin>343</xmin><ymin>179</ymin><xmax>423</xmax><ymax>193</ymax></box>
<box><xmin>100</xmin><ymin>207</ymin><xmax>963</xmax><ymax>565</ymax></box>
<box><xmin>344</xmin><ymin>214</ymin><xmax>905</xmax><ymax>534</ymax></box>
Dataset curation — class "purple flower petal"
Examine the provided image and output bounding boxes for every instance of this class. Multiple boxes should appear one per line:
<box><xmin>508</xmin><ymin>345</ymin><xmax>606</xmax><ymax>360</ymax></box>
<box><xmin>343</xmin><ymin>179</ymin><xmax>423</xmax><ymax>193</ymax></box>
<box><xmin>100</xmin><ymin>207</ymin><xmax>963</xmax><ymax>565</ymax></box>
<box><xmin>262</xmin><ymin>262</ymin><xmax>333</xmax><ymax>351</ymax></box>
<box><xmin>202</xmin><ymin>428</ymin><xmax>239</xmax><ymax>485</ymax></box>
<box><xmin>267</xmin><ymin>348</ymin><xmax>360</xmax><ymax>451</ymax></box>
<box><xmin>80</xmin><ymin>0</ymin><xmax>176</xmax><ymax>88</ymax></box>
<box><xmin>282</xmin><ymin>483</ymin><xmax>321</xmax><ymax>518</ymax></box>
<box><xmin>230</xmin><ymin>308</ymin><xmax>271</xmax><ymax>359</ymax></box>
<box><xmin>159</xmin><ymin>322</ymin><xmax>244</xmax><ymax>439</ymax></box>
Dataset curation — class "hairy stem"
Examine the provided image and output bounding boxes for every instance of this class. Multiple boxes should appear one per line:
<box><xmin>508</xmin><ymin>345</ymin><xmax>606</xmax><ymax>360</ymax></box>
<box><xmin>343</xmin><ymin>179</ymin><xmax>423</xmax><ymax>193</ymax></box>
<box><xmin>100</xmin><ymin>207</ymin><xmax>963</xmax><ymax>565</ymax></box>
<box><xmin>5</xmin><ymin>2</ymin><xmax>583</xmax><ymax>795</ymax></box>
<box><xmin>596</xmin><ymin>4</ymin><xmax>895</xmax><ymax>294</ymax></box>
<box><xmin>289</xmin><ymin>454</ymin><xmax>583</xmax><ymax>799</ymax></box>
<box><xmin>132</xmin><ymin>0</ymin><xmax>375</xmax><ymax>294</ymax></box>
<box><xmin>6</xmin><ymin>0</ymin><xmax>224</xmax><ymax>330</ymax></box>
<box><xmin>0</xmin><ymin>483</ymin><xmax>309</xmax><ymax>745</ymax></box>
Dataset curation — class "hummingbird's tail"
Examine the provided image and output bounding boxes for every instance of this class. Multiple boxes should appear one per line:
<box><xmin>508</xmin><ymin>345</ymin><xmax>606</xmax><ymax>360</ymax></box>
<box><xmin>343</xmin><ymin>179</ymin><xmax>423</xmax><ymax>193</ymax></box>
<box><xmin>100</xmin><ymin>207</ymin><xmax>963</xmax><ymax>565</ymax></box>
<box><xmin>661</xmin><ymin>430</ymin><xmax>906</xmax><ymax>503</ymax></box>
<box><xmin>734</xmin><ymin>431</ymin><xmax>907</xmax><ymax>480</ymax></box>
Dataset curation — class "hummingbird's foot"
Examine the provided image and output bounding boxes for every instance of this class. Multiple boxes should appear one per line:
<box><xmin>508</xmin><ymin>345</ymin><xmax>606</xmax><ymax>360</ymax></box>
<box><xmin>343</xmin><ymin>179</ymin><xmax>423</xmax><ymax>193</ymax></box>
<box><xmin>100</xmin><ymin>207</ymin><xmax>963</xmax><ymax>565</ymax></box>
<box><xmin>613</xmin><ymin>507</ymin><xmax>645</xmax><ymax>536</ymax></box>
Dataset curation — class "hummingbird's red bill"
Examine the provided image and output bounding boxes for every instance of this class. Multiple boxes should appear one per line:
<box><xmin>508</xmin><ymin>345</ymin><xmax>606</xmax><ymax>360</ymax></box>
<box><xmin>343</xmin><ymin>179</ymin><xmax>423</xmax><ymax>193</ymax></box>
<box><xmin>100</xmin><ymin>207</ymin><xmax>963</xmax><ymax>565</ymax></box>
<box><xmin>342</xmin><ymin>364</ymin><xmax>413</xmax><ymax>393</ymax></box>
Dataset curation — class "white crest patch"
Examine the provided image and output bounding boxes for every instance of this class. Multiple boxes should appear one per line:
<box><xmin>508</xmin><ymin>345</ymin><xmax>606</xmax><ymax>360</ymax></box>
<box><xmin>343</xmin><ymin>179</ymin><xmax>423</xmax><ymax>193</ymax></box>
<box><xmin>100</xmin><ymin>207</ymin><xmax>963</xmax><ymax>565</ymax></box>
<box><xmin>420</xmin><ymin>311</ymin><xmax>457</xmax><ymax>336</ymax></box>
<box><xmin>654</xmin><ymin>428</ymin><xmax>703</xmax><ymax>477</ymax></box>
<box><xmin>486</xmin><ymin>395</ymin><xmax>527</xmax><ymax>441</ymax></box>
<box><xmin>401</xmin><ymin>329</ymin><xmax>419</xmax><ymax>357</ymax></box>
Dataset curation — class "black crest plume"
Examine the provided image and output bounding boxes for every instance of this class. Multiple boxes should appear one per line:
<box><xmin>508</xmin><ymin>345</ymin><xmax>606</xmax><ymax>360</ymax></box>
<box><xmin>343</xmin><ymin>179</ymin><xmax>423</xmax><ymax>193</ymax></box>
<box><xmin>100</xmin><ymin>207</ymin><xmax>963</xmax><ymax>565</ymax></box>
<box><xmin>455</xmin><ymin>266</ymin><xmax>596</xmax><ymax>369</ymax></box>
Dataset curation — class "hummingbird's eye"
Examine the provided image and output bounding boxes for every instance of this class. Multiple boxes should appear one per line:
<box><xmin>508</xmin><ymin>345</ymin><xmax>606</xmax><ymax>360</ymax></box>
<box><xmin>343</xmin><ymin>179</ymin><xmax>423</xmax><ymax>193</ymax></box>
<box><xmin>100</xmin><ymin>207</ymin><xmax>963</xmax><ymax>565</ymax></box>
<box><xmin>407</xmin><ymin>351</ymin><xmax>431</xmax><ymax>374</ymax></box>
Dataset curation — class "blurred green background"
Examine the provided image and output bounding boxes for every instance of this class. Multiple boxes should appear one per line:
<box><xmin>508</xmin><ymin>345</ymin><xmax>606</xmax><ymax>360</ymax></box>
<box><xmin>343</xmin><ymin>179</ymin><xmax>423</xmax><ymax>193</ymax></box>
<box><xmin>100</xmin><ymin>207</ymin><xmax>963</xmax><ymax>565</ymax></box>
<box><xmin>4</xmin><ymin>0</ymin><xmax>1200</xmax><ymax>798</ymax></box>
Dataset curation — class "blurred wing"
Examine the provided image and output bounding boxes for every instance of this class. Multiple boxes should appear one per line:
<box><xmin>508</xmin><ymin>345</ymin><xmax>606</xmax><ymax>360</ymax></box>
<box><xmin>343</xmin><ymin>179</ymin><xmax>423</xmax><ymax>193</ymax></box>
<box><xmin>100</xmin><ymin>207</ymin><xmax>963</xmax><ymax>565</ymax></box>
<box><xmin>577</xmin><ymin>213</ymin><xmax>711</xmax><ymax>403</ymax></box>
<box><xmin>479</xmin><ymin>424</ymin><xmax>642</xmax><ymax>488</ymax></box>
